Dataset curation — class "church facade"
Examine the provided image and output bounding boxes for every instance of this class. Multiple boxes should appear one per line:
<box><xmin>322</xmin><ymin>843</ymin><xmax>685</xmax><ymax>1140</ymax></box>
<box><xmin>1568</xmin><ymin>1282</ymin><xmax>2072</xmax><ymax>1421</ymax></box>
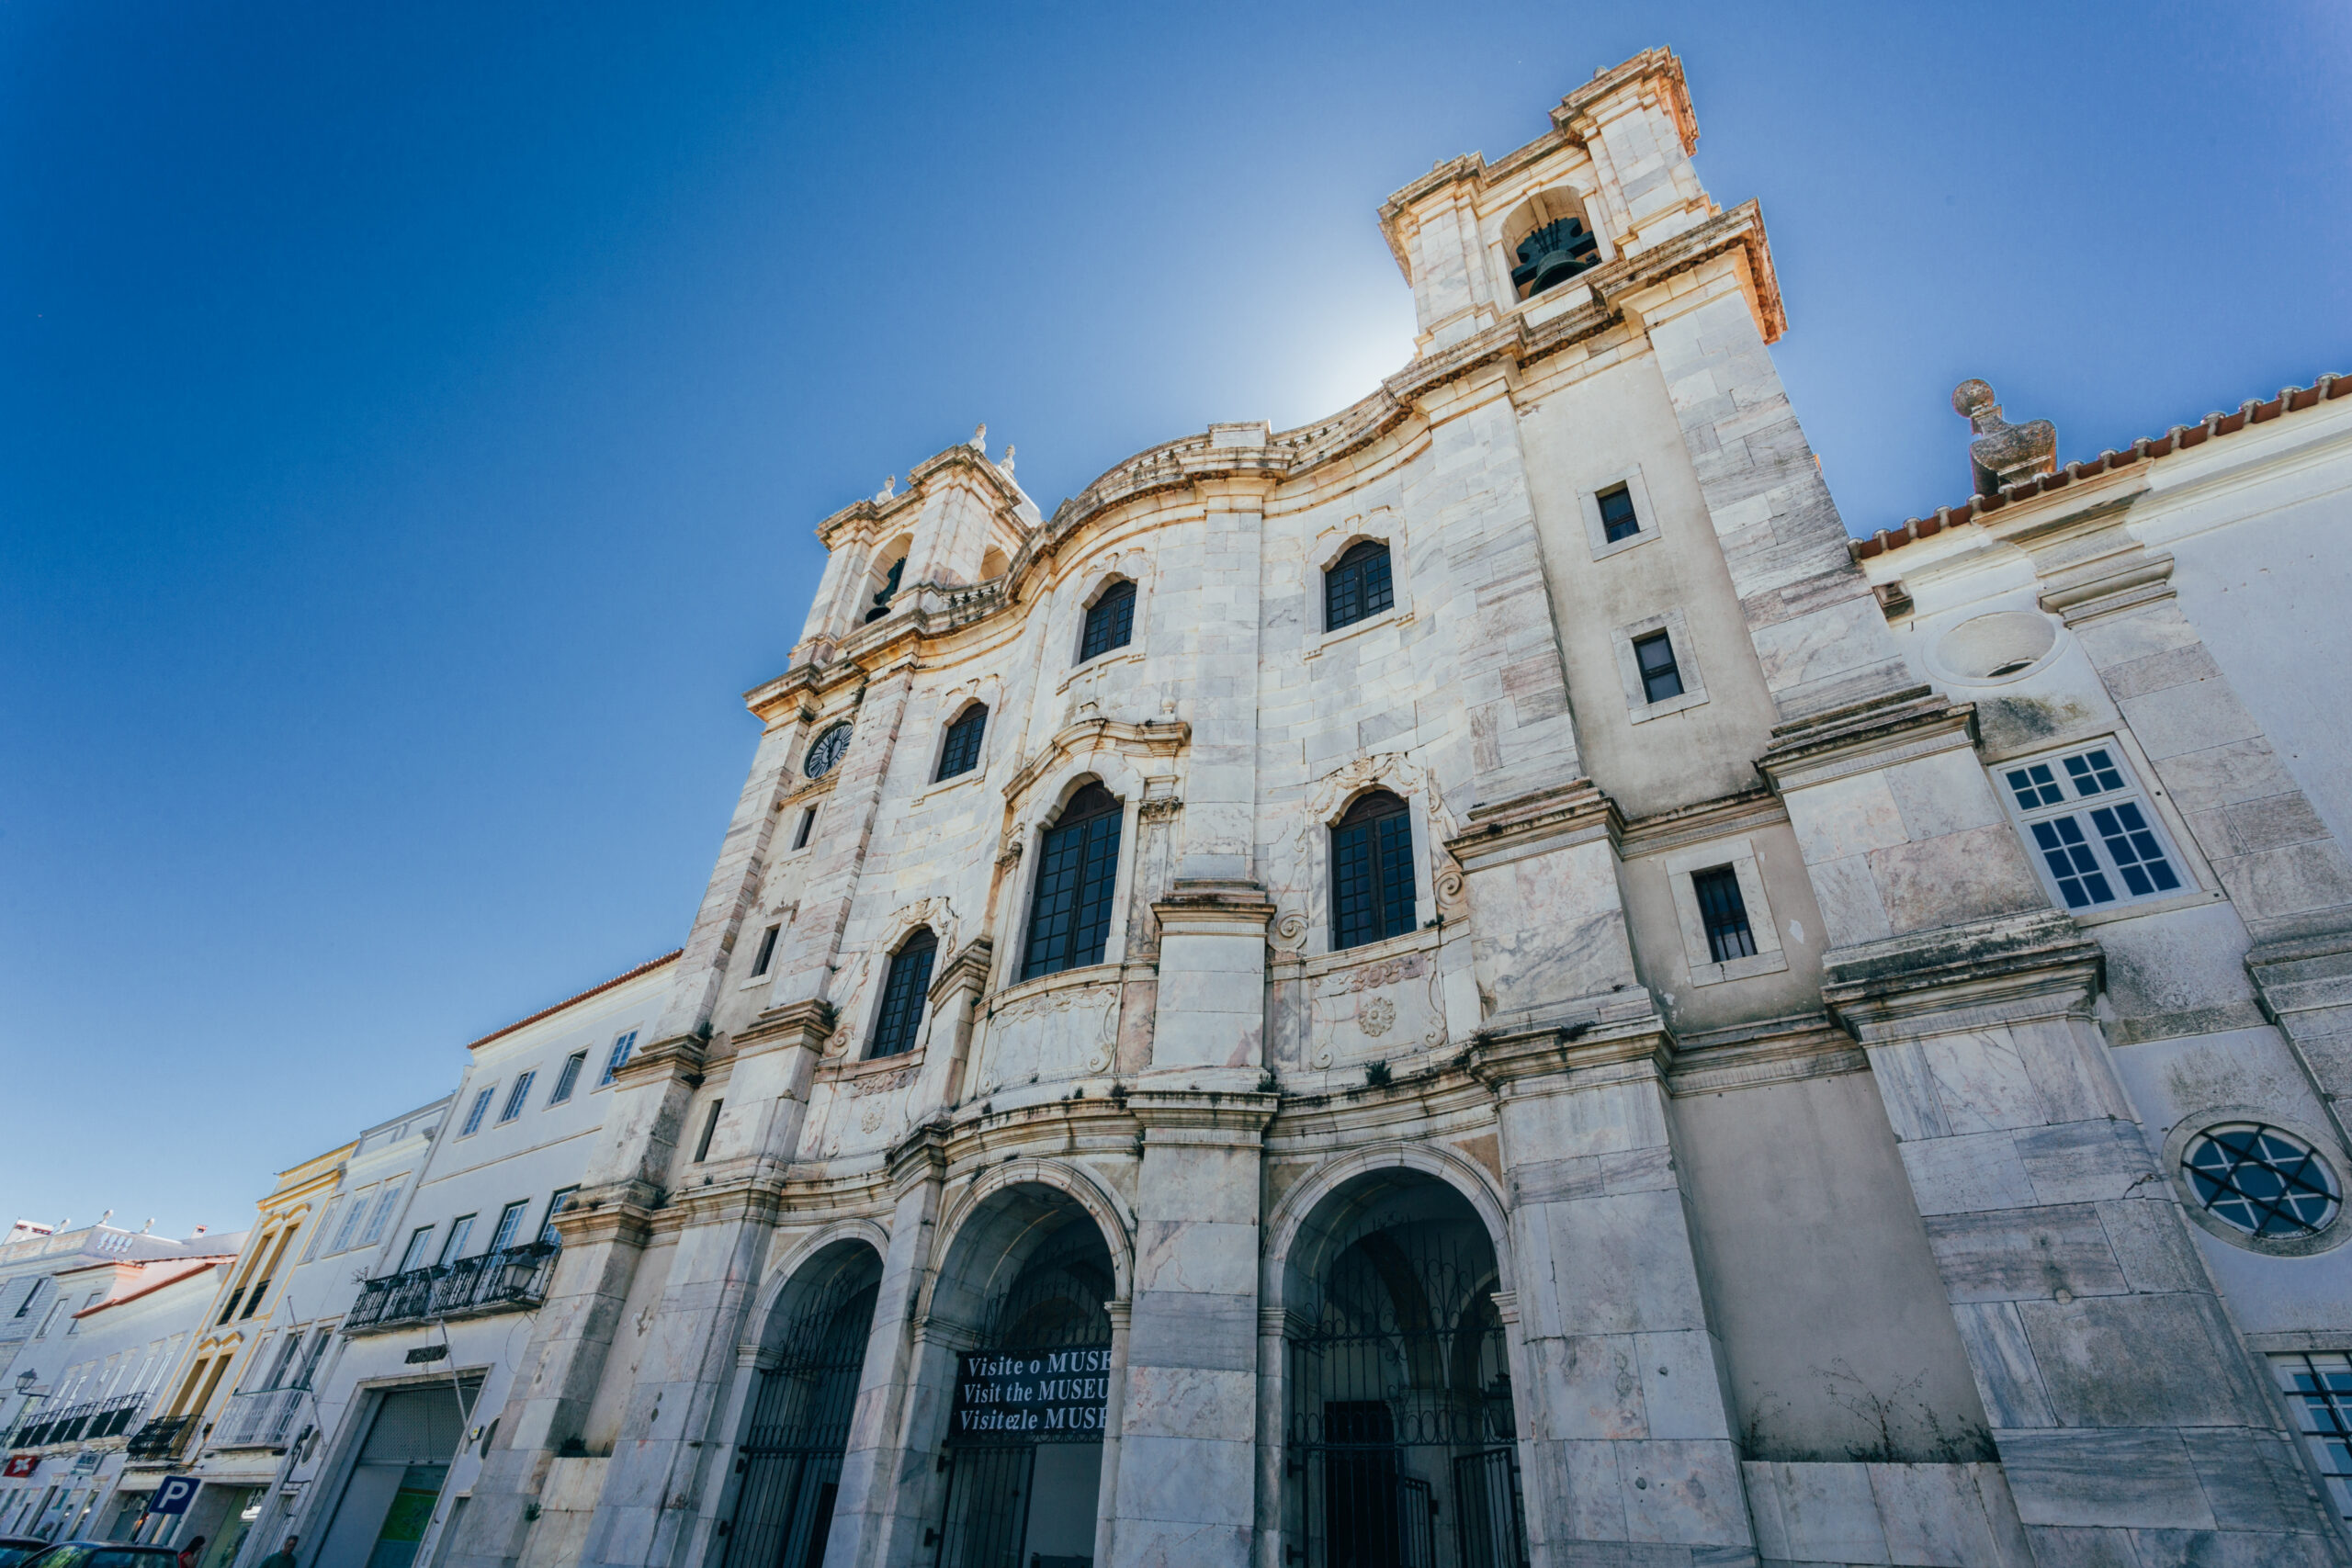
<box><xmin>436</xmin><ymin>49</ymin><xmax>2352</xmax><ymax>1568</ymax></box>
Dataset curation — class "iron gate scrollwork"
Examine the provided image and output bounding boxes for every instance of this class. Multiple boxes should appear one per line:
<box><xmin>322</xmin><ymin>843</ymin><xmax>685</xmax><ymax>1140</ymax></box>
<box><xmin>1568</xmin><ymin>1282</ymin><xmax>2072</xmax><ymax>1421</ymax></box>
<box><xmin>723</xmin><ymin>1262</ymin><xmax>881</xmax><ymax>1568</ymax></box>
<box><xmin>1286</xmin><ymin>1218</ymin><xmax>1528</xmax><ymax>1568</ymax></box>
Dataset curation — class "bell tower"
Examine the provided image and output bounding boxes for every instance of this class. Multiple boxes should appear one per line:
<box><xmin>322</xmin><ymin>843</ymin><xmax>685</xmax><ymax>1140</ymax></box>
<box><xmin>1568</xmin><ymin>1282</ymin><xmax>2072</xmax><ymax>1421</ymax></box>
<box><xmin>1377</xmin><ymin>48</ymin><xmax>1715</xmax><ymax>353</ymax></box>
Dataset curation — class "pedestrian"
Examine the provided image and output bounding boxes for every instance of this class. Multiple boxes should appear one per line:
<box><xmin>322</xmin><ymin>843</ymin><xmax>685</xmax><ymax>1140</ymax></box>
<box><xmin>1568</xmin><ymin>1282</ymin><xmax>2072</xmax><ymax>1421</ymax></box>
<box><xmin>255</xmin><ymin>1535</ymin><xmax>298</xmax><ymax>1568</ymax></box>
<box><xmin>175</xmin><ymin>1534</ymin><xmax>206</xmax><ymax>1568</ymax></box>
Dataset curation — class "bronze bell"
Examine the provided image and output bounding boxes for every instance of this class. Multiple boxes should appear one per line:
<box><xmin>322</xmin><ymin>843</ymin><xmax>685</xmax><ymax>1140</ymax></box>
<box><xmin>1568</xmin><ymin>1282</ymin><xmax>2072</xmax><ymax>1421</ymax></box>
<box><xmin>1510</xmin><ymin>217</ymin><xmax>1600</xmax><ymax>299</ymax></box>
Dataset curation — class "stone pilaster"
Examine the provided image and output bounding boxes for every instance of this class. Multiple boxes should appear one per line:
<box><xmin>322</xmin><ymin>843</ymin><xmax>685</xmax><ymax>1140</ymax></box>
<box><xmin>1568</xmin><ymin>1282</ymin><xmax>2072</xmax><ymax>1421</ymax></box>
<box><xmin>1106</xmin><ymin>1090</ymin><xmax>1276</xmax><ymax>1568</ymax></box>
<box><xmin>1445</xmin><ymin>779</ymin><xmax>1633</xmax><ymax>1025</ymax></box>
<box><xmin>1825</xmin><ymin>915</ymin><xmax>2350</xmax><ymax>1566</ymax></box>
<box><xmin>1467</xmin><ymin>1021</ymin><xmax>1757</xmax><ymax>1568</ymax></box>
<box><xmin>1177</xmin><ymin>474</ymin><xmax>1268</xmax><ymax>883</ymax></box>
<box><xmin>1626</xmin><ymin>258</ymin><xmax>1913</xmax><ymax>722</ymax></box>
<box><xmin>1147</xmin><ymin>881</ymin><xmax>1274</xmax><ymax>1075</ymax></box>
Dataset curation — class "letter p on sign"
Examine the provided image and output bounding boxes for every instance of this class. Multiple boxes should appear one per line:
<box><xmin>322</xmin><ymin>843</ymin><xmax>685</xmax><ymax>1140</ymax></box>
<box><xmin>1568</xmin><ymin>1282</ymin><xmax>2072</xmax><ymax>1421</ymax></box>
<box><xmin>152</xmin><ymin>1476</ymin><xmax>199</xmax><ymax>1515</ymax></box>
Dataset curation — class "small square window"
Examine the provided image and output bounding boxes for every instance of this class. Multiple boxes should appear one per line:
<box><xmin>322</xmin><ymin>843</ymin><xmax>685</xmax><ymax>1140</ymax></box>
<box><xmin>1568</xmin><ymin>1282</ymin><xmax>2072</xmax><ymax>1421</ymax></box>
<box><xmin>2002</xmin><ymin>742</ymin><xmax>2187</xmax><ymax>912</ymax></box>
<box><xmin>751</xmin><ymin>925</ymin><xmax>781</xmax><ymax>977</ymax></box>
<box><xmin>1634</xmin><ymin>632</ymin><xmax>1682</xmax><ymax>704</ymax></box>
<box><xmin>1598</xmin><ymin>484</ymin><xmax>1640</xmax><ymax>543</ymax></box>
<box><xmin>1690</xmin><ymin>866</ymin><xmax>1756</xmax><ymax>963</ymax></box>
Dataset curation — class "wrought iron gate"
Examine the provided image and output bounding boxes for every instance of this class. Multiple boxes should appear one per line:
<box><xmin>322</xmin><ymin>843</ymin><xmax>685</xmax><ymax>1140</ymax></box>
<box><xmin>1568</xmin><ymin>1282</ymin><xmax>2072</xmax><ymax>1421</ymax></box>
<box><xmin>1285</xmin><ymin>1221</ymin><xmax>1528</xmax><ymax>1568</ymax></box>
<box><xmin>933</xmin><ymin>1233</ymin><xmax>1114</xmax><ymax>1568</ymax></box>
<box><xmin>723</xmin><ymin>1273</ymin><xmax>879</xmax><ymax>1568</ymax></box>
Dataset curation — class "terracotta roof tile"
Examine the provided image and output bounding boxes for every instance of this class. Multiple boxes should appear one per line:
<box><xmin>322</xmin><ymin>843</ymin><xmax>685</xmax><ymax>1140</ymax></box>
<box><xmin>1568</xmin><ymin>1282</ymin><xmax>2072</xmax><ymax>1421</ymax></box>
<box><xmin>463</xmin><ymin>950</ymin><xmax>683</xmax><ymax>1054</ymax></box>
<box><xmin>1851</xmin><ymin>372</ymin><xmax>2351</xmax><ymax>561</ymax></box>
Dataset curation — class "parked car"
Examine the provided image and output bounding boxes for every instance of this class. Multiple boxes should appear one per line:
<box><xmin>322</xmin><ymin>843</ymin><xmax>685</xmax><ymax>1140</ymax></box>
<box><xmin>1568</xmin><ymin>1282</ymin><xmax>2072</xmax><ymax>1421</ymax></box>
<box><xmin>0</xmin><ymin>1540</ymin><xmax>50</xmax><ymax>1568</ymax></box>
<box><xmin>17</xmin><ymin>1545</ymin><xmax>179</xmax><ymax>1568</ymax></box>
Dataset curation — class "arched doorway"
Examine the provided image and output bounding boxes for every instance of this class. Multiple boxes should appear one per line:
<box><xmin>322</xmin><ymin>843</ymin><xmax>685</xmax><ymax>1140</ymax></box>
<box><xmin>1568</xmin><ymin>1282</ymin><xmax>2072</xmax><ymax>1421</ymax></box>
<box><xmin>721</xmin><ymin>1242</ymin><xmax>883</xmax><ymax>1568</ymax></box>
<box><xmin>1283</xmin><ymin>1171</ymin><xmax>1526</xmax><ymax>1568</ymax></box>
<box><xmin>931</xmin><ymin>1186</ymin><xmax>1117</xmax><ymax>1568</ymax></box>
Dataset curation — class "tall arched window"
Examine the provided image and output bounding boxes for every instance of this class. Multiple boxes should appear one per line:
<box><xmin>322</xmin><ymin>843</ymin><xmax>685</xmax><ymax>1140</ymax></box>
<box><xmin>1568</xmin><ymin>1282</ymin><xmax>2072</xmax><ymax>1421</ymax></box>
<box><xmin>1324</xmin><ymin>540</ymin><xmax>1394</xmax><ymax>632</ymax></box>
<box><xmin>869</xmin><ymin>927</ymin><xmax>938</xmax><ymax>1059</ymax></box>
<box><xmin>937</xmin><ymin>705</ymin><xmax>988</xmax><ymax>782</ymax></box>
<box><xmin>1079</xmin><ymin>581</ymin><xmax>1136</xmax><ymax>662</ymax></box>
<box><xmin>1021</xmin><ymin>783</ymin><xmax>1124</xmax><ymax>979</ymax></box>
<box><xmin>1331</xmin><ymin>791</ymin><xmax>1417</xmax><ymax>950</ymax></box>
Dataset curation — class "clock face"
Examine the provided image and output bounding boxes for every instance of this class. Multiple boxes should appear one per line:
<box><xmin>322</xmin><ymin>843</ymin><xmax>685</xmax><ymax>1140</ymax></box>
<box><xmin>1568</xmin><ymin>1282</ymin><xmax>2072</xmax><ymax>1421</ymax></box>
<box><xmin>803</xmin><ymin>721</ymin><xmax>854</xmax><ymax>780</ymax></box>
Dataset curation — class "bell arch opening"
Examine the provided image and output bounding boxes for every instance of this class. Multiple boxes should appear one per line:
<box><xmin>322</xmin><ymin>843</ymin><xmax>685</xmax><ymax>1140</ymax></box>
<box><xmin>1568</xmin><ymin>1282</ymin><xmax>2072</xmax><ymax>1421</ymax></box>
<box><xmin>1498</xmin><ymin>186</ymin><xmax>1600</xmax><ymax>302</ymax></box>
<box><xmin>719</xmin><ymin>1240</ymin><xmax>884</xmax><ymax>1568</ymax></box>
<box><xmin>927</xmin><ymin>1181</ymin><xmax>1119</xmax><ymax>1568</ymax></box>
<box><xmin>1281</xmin><ymin>1168</ymin><xmax>1527</xmax><ymax>1568</ymax></box>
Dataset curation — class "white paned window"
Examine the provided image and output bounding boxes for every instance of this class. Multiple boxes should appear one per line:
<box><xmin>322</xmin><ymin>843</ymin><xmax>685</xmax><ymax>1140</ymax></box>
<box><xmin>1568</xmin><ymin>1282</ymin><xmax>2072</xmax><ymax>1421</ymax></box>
<box><xmin>488</xmin><ymin>1201</ymin><xmax>529</xmax><ymax>1255</ymax></box>
<box><xmin>1999</xmin><ymin>742</ymin><xmax>2187</xmax><ymax>912</ymax></box>
<box><xmin>300</xmin><ymin>1198</ymin><xmax>339</xmax><ymax>1262</ymax></box>
<box><xmin>548</xmin><ymin>1051</ymin><xmax>587</xmax><ymax>1105</ymax></box>
<box><xmin>599</xmin><ymin>1031</ymin><xmax>639</xmax><ymax>1088</ymax></box>
<box><xmin>2272</xmin><ymin>1352</ymin><xmax>2352</xmax><ymax>1519</ymax></box>
<box><xmin>356</xmin><ymin>1186</ymin><xmax>401</xmax><ymax>1247</ymax></box>
<box><xmin>539</xmin><ymin>1188</ymin><xmax>580</xmax><ymax>1247</ymax></box>
<box><xmin>397</xmin><ymin>1226</ymin><xmax>436</xmax><ymax>1273</ymax></box>
<box><xmin>498</xmin><ymin>1071</ymin><xmax>537</xmax><ymax>1124</ymax></box>
<box><xmin>438</xmin><ymin>1214</ymin><xmax>476</xmax><ymax>1264</ymax></box>
<box><xmin>330</xmin><ymin>1190</ymin><xmax>371</xmax><ymax>1252</ymax></box>
<box><xmin>460</xmin><ymin>1085</ymin><xmax>496</xmax><ymax>1136</ymax></box>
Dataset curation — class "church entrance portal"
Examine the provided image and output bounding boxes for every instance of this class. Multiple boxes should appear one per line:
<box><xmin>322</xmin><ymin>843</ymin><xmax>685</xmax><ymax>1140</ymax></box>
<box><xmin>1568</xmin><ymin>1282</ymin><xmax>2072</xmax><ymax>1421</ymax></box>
<box><xmin>933</xmin><ymin>1196</ymin><xmax>1114</xmax><ymax>1568</ymax></box>
<box><xmin>1283</xmin><ymin>1172</ymin><xmax>1528</xmax><ymax>1568</ymax></box>
<box><xmin>722</xmin><ymin>1244</ymin><xmax>882</xmax><ymax>1568</ymax></box>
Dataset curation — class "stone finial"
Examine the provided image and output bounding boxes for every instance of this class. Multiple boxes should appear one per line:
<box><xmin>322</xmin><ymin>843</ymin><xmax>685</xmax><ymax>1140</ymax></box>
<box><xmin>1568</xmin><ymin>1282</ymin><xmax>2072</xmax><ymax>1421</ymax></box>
<box><xmin>970</xmin><ymin>423</ymin><xmax>988</xmax><ymax>454</ymax></box>
<box><xmin>875</xmin><ymin>475</ymin><xmax>895</xmax><ymax>502</ymax></box>
<box><xmin>1953</xmin><ymin>378</ymin><xmax>2057</xmax><ymax>497</ymax></box>
<box><xmin>999</xmin><ymin>444</ymin><xmax>1016</xmax><ymax>476</ymax></box>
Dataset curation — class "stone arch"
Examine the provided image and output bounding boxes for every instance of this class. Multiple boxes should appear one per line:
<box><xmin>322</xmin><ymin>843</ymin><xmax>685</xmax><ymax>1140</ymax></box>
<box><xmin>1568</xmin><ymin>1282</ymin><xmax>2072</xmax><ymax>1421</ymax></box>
<box><xmin>1495</xmin><ymin>184</ymin><xmax>1607</xmax><ymax>301</ymax></box>
<box><xmin>862</xmin><ymin>532</ymin><xmax>914</xmax><ymax>623</ymax></box>
<box><xmin>1261</xmin><ymin>1140</ymin><xmax>1514</xmax><ymax>1315</ymax></box>
<box><xmin>741</xmin><ymin>1219</ymin><xmax>892</xmax><ymax>1356</ymax></box>
<box><xmin>924</xmin><ymin>1158</ymin><xmax>1136</xmax><ymax>1323</ymax></box>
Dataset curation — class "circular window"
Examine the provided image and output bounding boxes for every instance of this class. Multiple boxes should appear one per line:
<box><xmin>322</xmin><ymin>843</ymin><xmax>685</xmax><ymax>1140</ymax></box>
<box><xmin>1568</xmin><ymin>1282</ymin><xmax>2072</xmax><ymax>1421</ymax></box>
<box><xmin>2182</xmin><ymin>1123</ymin><xmax>2341</xmax><ymax>1239</ymax></box>
<box><xmin>803</xmin><ymin>722</ymin><xmax>854</xmax><ymax>780</ymax></box>
<box><xmin>1932</xmin><ymin>611</ymin><xmax>2059</xmax><ymax>682</ymax></box>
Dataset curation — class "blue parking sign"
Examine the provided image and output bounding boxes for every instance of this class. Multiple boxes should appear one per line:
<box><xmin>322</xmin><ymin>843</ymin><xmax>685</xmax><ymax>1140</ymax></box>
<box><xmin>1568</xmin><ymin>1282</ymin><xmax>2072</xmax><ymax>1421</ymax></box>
<box><xmin>150</xmin><ymin>1476</ymin><xmax>199</xmax><ymax>1516</ymax></box>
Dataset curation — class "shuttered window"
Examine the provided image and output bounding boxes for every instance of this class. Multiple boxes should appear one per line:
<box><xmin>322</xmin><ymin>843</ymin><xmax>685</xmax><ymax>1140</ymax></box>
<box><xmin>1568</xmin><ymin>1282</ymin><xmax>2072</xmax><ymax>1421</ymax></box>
<box><xmin>870</xmin><ymin>928</ymin><xmax>939</xmax><ymax>1057</ymax></box>
<box><xmin>1021</xmin><ymin>784</ymin><xmax>1125</xmax><ymax>979</ymax></box>
<box><xmin>1331</xmin><ymin>792</ymin><xmax>1417</xmax><ymax>950</ymax></box>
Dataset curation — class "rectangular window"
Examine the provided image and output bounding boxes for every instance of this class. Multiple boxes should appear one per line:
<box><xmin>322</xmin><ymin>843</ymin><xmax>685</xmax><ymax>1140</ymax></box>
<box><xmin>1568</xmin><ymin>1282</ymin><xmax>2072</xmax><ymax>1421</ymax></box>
<box><xmin>300</xmin><ymin>1198</ymin><xmax>339</xmax><ymax>1262</ymax></box>
<box><xmin>548</xmin><ymin>1051</ymin><xmax>587</xmax><ymax>1105</ymax></box>
<box><xmin>1331</xmin><ymin>797</ymin><xmax>1418</xmax><ymax>951</ymax></box>
<box><xmin>792</xmin><ymin>807</ymin><xmax>817</xmax><ymax>850</ymax></box>
<box><xmin>937</xmin><ymin>706</ymin><xmax>989</xmax><ymax>782</ymax></box>
<box><xmin>1079</xmin><ymin>581</ymin><xmax>1136</xmax><ymax>661</ymax></box>
<box><xmin>2272</xmin><ymin>1351</ymin><xmax>2352</xmax><ymax>1519</ymax></box>
<box><xmin>12</xmin><ymin>1280</ymin><xmax>45</xmax><ymax>1319</ymax></box>
<box><xmin>438</xmin><ymin>1214</ymin><xmax>476</xmax><ymax>1264</ymax></box>
<box><xmin>693</xmin><ymin>1101</ymin><xmax>725</xmax><ymax>1163</ymax></box>
<box><xmin>539</xmin><ymin>1189</ymin><xmax>579</xmax><ymax>1247</ymax></box>
<box><xmin>330</xmin><ymin>1190</ymin><xmax>372</xmax><ymax>1252</ymax></box>
<box><xmin>1690</xmin><ymin>866</ymin><xmax>1757</xmax><ymax>963</ymax></box>
<box><xmin>460</xmin><ymin>1086</ymin><xmax>496</xmax><ymax>1136</ymax></box>
<box><xmin>1598</xmin><ymin>483</ymin><xmax>1640</xmax><ymax>543</ymax></box>
<box><xmin>498</xmin><ymin>1071</ymin><xmax>537</xmax><ymax>1123</ymax></box>
<box><xmin>488</xmin><ymin>1201</ymin><xmax>529</xmax><ymax>1255</ymax></box>
<box><xmin>1634</xmin><ymin>631</ymin><xmax>1682</xmax><ymax>704</ymax></box>
<box><xmin>356</xmin><ymin>1186</ymin><xmax>401</xmax><ymax>1247</ymax></box>
<box><xmin>1020</xmin><ymin>788</ymin><xmax>1125</xmax><ymax>979</ymax></box>
<box><xmin>2001</xmin><ymin>743</ymin><xmax>2186</xmax><ymax>911</ymax></box>
<box><xmin>70</xmin><ymin>1292</ymin><xmax>100</xmax><ymax>1332</ymax></box>
<box><xmin>751</xmin><ymin>925</ymin><xmax>781</xmax><ymax>977</ymax></box>
<box><xmin>870</xmin><ymin>931</ymin><xmax>938</xmax><ymax>1058</ymax></box>
<box><xmin>397</xmin><ymin>1226</ymin><xmax>436</xmax><ymax>1274</ymax></box>
<box><xmin>599</xmin><ymin>1031</ymin><xmax>639</xmax><ymax>1087</ymax></box>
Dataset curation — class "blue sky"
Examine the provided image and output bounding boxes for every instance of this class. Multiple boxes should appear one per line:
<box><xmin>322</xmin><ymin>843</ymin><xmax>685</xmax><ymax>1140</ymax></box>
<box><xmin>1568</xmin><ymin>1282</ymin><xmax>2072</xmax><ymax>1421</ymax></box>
<box><xmin>3</xmin><ymin>2</ymin><xmax>2346</xmax><ymax>1235</ymax></box>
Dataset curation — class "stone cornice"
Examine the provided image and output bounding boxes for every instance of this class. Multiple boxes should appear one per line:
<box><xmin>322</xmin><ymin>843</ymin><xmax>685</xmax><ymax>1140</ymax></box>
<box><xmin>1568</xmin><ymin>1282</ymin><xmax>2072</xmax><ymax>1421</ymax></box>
<box><xmin>813</xmin><ymin>445</ymin><xmax>1030</xmax><ymax>552</ymax></box>
<box><xmin>928</xmin><ymin>937</ymin><xmax>994</xmax><ymax>1007</ymax></box>
<box><xmin>613</xmin><ymin>1032</ymin><xmax>707</xmax><ymax>1090</ymax></box>
<box><xmin>550</xmin><ymin>1190</ymin><xmax>659</xmax><ymax>1251</ymax></box>
<box><xmin>1445</xmin><ymin>779</ymin><xmax>1616</xmax><ymax>874</ymax></box>
<box><xmin>1755</xmin><ymin>686</ymin><xmax>1976</xmax><ymax>796</ymax></box>
<box><xmin>1664</xmin><ymin>1013</ymin><xmax>1866</xmax><ymax>1097</ymax></box>
<box><xmin>1001</xmin><ymin>716</ymin><xmax>1190</xmax><ymax>804</ymax></box>
<box><xmin>1611</xmin><ymin>788</ymin><xmax>1786</xmax><ymax>861</ymax></box>
<box><xmin>1821</xmin><ymin>909</ymin><xmax>2101</xmax><ymax>1043</ymax></box>
<box><xmin>1125</xmin><ymin>1089</ymin><xmax>1280</xmax><ymax>1145</ymax></box>
<box><xmin>734</xmin><ymin>998</ymin><xmax>836</xmax><ymax>1058</ymax></box>
<box><xmin>1463</xmin><ymin>1007</ymin><xmax>1674</xmax><ymax>1096</ymax></box>
<box><xmin>1152</xmin><ymin>879</ymin><xmax>1277</xmax><ymax>939</ymax></box>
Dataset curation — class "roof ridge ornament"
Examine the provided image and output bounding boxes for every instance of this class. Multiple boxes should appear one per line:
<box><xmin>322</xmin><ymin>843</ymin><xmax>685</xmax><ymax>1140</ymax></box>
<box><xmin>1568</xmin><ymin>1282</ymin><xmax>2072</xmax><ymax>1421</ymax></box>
<box><xmin>1954</xmin><ymin>378</ymin><xmax>2057</xmax><ymax>496</ymax></box>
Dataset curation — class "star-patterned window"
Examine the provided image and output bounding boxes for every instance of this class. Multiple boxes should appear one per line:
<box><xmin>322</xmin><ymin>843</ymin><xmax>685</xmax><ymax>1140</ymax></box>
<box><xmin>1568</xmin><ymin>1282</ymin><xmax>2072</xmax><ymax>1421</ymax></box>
<box><xmin>2182</xmin><ymin>1122</ymin><xmax>2340</xmax><ymax>1238</ymax></box>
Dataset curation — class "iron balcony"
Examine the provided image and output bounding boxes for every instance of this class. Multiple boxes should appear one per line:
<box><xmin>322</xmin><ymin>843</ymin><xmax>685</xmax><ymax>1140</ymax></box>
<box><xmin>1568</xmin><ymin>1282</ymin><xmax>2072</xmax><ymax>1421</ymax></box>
<box><xmin>343</xmin><ymin>1242</ymin><xmax>559</xmax><ymax>1335</ymax></box>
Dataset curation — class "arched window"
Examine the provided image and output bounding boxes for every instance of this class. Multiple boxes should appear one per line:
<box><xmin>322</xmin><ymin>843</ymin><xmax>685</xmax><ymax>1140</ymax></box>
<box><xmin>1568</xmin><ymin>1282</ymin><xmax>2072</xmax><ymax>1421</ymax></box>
<box><xmin>869</xmin><ymin>927</ymin><xmax>938</xmax><ymax>1059</ymax></box>
<box><xmin>1324</xmin><ymin>540</ymin><xmax>1394</xmax><ymax>632</ymax></box>
<box><xmin>1021</xmin><ymin>783</ymin><xmax>1124</xmax><ymax>979</ymax></box>
<box><xmin>937</xmin><ymin>705</ymin><xmax>988</xmax><ymax>782</ymax></box>
<box><xmin>1331</xmin><ymin>791</ymin><xmax>1416</xmax><ymax>950</ymax></box>
<box><xmin>1079</xmin><ymin>581</ymin><xmax>1136</xmax><ymax>662</ymax></box>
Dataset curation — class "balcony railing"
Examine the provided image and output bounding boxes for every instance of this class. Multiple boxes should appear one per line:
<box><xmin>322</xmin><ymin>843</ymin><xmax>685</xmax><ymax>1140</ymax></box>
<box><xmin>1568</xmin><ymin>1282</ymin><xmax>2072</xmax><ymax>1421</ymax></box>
<box><xmin>344</xmin><ymin>1243</ymin><xmax>559</xmax><ymax>1334</ymax></box>
<box><xmin>211</xmin><ymin>1385</ymin><xmax>308</xmax><ymax>1450</ymax></box>
<box><xmin>7</xmin><ymin>1392</ymin><xmax>146</xmax><ymax>1449</ymax></box>
<box><xmin>124</xmin><ymin>1413</ymin><xmax>198</xmax><ymax>1461</ymax></box>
